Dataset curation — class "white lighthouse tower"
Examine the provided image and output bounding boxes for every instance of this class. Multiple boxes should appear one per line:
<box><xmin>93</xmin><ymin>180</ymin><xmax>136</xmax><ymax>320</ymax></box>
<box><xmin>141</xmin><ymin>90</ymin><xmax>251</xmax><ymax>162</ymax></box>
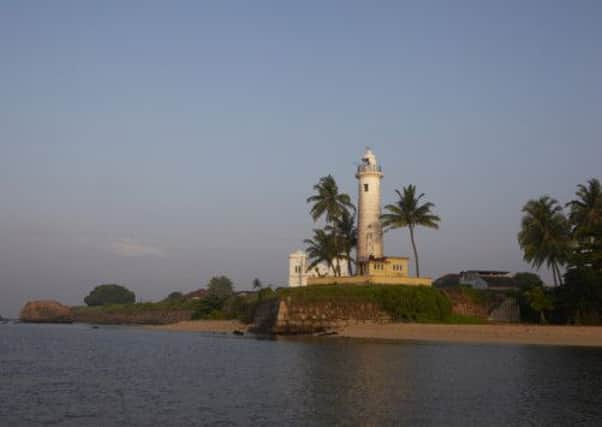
<box><xmin>356</xmin><ymin>148</ymin><xmax>384</xmax><ymax>271</ymax></box>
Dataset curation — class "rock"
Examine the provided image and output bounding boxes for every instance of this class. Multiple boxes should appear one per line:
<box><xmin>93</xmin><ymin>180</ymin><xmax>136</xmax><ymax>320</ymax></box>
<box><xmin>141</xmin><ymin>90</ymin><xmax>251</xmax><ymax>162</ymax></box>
<box><xmin>20</xmin><ymin>300</ymin><xmax>73</xmax><ymax>323</ymax></box>
<box><xmin>313</xmin><ymin>330</ymin><xmax>338</xmax><ymax>337</ymax></box>
<box><xmin>233</xmin><ymin>330</ymin><xmax>244</xmax><ymax>336</ymax></box>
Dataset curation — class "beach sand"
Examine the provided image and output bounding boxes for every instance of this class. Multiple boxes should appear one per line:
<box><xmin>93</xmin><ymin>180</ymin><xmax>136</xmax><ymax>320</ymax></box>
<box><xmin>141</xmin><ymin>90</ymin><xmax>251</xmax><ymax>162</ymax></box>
<box><xmin>336</xmin><ymin>322</ymin><xmax>602</xmax><ymax>347</ymax></box>
<box><xmin>147</xmin><ymin>320</ymin><xmax>602</xmax><ymax>347</ymax></box>
<box><xmin>147</xmin><ymin>320</ymin><xmax>248</xmax><ymax>334</ymax></box>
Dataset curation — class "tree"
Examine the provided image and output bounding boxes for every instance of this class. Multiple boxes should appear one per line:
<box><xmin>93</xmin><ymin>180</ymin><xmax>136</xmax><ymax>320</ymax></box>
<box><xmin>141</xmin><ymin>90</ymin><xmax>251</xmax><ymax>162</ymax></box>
<box><xmin>304</xmin><ymin>229</ymin><xmax>338</xmax><ymax>276</ymax></box>
<box><xmin>327</xmin><ymin>211</ymin><xmax>357</xmax><ymax>275</ymax></box>
<box><xmin>307</xmin><ymin>175</ymin><xmax>355</xmax><ymax>276</ymax></box>
<box><xmin>380</xmin><ymin>185</ymin><xmax>440</xmax><ymax>277</ymax></box>
<box><xmin>163</xmin><ymin>292</ymin><xmax>185</xmax><ymax>303</ymax></box>
<box><xmin>84</xmin><ymin>284</ymin><xmax>135</xmax><ymax>306</ymax></box>
<box><xmin>206</xmin><ymin>276</ymin><xmax>234</xmax><ymax>302</ymax></box>
<box><xmin>524</xmin><ymin>286</ymin><xmax>553</xmax><ymax>324</ymax></box>
<box><xmin>252</xmin><ymin>278</ymin><xmax>263</xmax><ymax>290</ymax></box>
<box><xmin>513</xmin><ymin>272</ymin><xmax>544</xmax><ymax>291</ymax></box>
<box><xmin>561</xmin><ymin>179</ymin><xmax>602</xmax><ymax>323</ymax></box>
<box><xmin>518</xmin><ymin>196</ymin><xmax>570</xmax><ymax>286</ymax></box>
<box><xmin>566</xmin><ymin>178</ymin><xmax>602</xmax><ymax>241</ymax></box>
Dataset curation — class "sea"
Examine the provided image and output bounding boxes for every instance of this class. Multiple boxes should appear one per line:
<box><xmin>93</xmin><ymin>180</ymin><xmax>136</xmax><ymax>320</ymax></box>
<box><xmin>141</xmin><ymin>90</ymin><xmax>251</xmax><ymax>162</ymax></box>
<box><xmin>1</xmin><ymin>323</ymin><xmax>602</xmax><ymax>426</ymax></box>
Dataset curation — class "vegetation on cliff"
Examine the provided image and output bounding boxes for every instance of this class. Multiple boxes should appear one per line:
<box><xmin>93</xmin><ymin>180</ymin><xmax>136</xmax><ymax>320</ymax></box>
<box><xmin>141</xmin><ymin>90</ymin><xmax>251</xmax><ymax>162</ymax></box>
<box><xmin>72</xmin><ymin>276</ymin><xmax>274</xmax><ymax>325</ymax></box>
<box><xmin>279</xmin><ymin>285</ymin><xmax>452</xmax><ymax>323</ymax></box>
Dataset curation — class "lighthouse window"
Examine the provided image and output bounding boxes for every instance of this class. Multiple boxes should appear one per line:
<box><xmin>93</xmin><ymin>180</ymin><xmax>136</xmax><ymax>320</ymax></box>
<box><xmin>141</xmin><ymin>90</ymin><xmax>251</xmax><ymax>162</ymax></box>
<box><xmin>364</xmin><ymin>184</ymin><xmax>369</xmax><ymax>192</ymax></box>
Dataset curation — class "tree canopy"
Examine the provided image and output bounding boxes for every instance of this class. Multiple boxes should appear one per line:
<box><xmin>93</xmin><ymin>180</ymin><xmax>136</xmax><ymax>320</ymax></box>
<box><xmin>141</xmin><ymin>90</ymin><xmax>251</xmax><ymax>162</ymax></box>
<box><xmin>517</xmin><ymin>196</ymin><xmax>570</xmax><ymax>286</ymax></box>
<box><xmin>513</xmin><ymin>272</ymin><xmax>544</xmax><ymax>291</ymax></box>
<box><xmin>380</xmin><ymin>185</ymin><xmax>440</xmax><ymax>277</ymax></box>
<box><xmin>206</xmin><ymin>276</ymin><xmax>234</xmax><ymax>301</ymax></box>
<box><xmin>84</xmin><ymin>284</ymin><xmax>135</xmax><ymax>306</ymax></box>
<box><xmin>306</xmin><ymin>175</ymin><xmax>355</xmax><ymax>276</ymax></box>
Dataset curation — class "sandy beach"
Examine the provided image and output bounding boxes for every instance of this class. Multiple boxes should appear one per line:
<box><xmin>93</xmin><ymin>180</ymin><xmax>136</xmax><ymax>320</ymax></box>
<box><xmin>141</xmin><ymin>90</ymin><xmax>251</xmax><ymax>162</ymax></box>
<box><xmin>147</xmin><ymin>320</ymin><xmax>248</xmax><ymax>334</ymax></box>
<box><xmin>336</xmin><ymin>322</ymin><xmax>602</xmax><ymax>347</ymax></box>
<box><xmin>147</xmin><ymin>320</ymin><xmax>602</xmax><ymax>347</ymax></box>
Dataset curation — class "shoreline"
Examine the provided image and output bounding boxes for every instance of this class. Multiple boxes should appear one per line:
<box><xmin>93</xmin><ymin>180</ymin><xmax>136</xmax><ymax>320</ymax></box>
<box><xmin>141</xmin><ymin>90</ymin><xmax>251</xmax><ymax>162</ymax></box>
<box><xmin>335</xmin><ymin>322</ymin><xmax>602</xmax><ymax>347</ymax></box>
<box><xmin>147</xmin><ymin>320</ymin><xmax>602</xmax><ymax>347</ymax></box>
<box><xmin>145</xmin><ymin>320</ymin><xmax>248</xmax><ymax>334</ymax></box>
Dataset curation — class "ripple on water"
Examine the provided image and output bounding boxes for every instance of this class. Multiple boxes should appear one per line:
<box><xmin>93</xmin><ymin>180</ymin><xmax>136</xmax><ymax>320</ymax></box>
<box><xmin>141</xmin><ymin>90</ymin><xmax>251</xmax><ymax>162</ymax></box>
<box><xmin>1</xmin><ymin>324</ymin><xmax>602</xmax><ymax>426</ymax></box>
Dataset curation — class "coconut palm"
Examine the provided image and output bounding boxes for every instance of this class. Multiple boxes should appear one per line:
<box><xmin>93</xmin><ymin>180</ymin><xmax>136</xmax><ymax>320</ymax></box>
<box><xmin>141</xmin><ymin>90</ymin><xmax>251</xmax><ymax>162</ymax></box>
<box><xmin>307</xmin><ymin>175</ymin><xmax>355</xmax><ymax>276</ymax></box>
<box><xmin>566</xmin><ymin>178</ymin><xmax>602</xmax><ymax>240</ymax></box>
<box><xmin>380</xmin><ymin>185</ymin><xmax>440</xmax><ymax>277</ymax></box>
<box><xmin>327</xmin><ymin>211</ymin><xmax>357</xmax><ymax>275</ymax></box>
<box><xmin>303</xmin><ymin>229</ymin><xmax>339</xmax><ymax>276</ymax></box>
<box><xmin>518</xmin><ymin>196</ymin><xmax>570</xmax><ymax>286</ymax></box>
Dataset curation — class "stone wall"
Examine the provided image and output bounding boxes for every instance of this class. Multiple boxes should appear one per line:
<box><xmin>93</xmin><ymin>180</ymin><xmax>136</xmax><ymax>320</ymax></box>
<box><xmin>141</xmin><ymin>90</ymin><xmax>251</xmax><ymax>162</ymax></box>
<box><xmin>72</xmin><ymin>308</ymin><xmax>193</xmax><ymax>325</ymax></box>
<box><xmin>252</xmin><ymin>297</ymin><xmax>390</xmax><ymax>334</ymax></box>
<box><xmin>443</xmin><ymin>288</ymin><xmax>520</xmax><ymax>323</ymax></box>
<box><xmin>488</xmin><ymin>298</ymin><xmax>520</xmax><ymax>323</ymax></box>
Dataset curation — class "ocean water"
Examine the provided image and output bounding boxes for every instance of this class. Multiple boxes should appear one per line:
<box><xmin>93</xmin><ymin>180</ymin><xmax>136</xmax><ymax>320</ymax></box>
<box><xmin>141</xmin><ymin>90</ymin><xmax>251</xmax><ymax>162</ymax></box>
<box><xmin>1</xmin><ymin>323</ymin><xmax>602</xmax><ymax>426</ymax></box>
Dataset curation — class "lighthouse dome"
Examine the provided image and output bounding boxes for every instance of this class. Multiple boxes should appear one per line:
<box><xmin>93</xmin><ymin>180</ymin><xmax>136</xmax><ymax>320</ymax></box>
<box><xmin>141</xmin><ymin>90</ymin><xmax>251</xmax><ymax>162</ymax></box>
<box><xmin>362</xmin><ymin>149</ymin><xmax>377</xmax><ymax>166</ymax></box>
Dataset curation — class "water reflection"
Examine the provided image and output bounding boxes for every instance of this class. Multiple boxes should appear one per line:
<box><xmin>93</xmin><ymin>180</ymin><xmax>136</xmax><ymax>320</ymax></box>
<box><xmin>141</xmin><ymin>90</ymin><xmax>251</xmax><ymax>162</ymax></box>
<box><xmin>1</xmin><ymin>325</ymin><xmax>602</xmax><ymax>426</ymax></box>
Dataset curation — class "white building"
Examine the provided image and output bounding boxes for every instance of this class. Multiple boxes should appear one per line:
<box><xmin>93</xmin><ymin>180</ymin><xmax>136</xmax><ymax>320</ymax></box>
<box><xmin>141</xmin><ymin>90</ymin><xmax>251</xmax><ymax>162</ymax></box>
<box><xmin>288</xmin><ymin>250</ymin><xmax>349</xmax><ymax>287</ymax></box>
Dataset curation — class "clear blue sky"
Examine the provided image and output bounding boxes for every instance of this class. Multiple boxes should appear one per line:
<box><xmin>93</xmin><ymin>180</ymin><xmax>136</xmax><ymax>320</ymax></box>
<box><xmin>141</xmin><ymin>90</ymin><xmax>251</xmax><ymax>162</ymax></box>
<box><xmin>1</xmin><ymin>1</ymin><xmax>601</xmax><ymax>317</ymax></box>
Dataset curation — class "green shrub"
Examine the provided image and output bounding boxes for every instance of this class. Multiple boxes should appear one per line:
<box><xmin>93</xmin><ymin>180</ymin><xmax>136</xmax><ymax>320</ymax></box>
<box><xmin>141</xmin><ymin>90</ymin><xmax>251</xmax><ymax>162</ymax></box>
<box><xmin>84</xmin><ymin>284</ymin><xmax>135</xmax><ymax>306</ymax></box>
<box><xmin>191</xmin><ymin>294</ymin><xmax>225</xmax><ymax>320</ymax></box>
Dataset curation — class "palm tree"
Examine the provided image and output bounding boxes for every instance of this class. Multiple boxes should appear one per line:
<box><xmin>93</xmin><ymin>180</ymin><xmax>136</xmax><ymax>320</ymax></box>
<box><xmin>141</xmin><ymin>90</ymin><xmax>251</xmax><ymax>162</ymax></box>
<box><xmin>518</xmin><ymin>196</ymin><xmax>570</xmax><ymax>286</ymax></box>
<box><xmin>566</xmin><ymin>178</ymin><xmax>602</xmax><ymax>240</ymax></box>
<box><xmin>252</xmin><ymin>278</ymin><xmax>262</xmax><ymax>290</ymax></box>
<box><xmin>303</xmin><ymin>229</ymin><xmax>338</xmax><ymax>276</ymax></box>
<box><xmin>307</xmin><ymin>175</ymin><xmax>355</xmax><ymax>276</ymax></box>
<box><xmin>327</xmin><ymin>211</ymin><xmax>357</xmax><ymax>275</ymax></box>
<box><xmin>380</xmin><ymin>185</ymin><xmax>440</xmax><ymax>277</ymax></box>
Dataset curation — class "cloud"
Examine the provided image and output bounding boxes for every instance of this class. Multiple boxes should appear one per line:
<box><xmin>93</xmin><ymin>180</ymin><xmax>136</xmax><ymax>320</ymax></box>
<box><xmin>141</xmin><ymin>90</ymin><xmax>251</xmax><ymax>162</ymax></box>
<box><xmin>111</xmin><ymin>238</ymin><xmax>164</xmax><ymax>257</ymax></box>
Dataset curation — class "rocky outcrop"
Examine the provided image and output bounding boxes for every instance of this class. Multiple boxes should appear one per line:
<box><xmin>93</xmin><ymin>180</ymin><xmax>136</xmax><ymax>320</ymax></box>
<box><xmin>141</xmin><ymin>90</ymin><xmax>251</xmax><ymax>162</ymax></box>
<box><xmin>20</xmin><ymin>300</ymin><xmax>73</xmax><ymax>323</ymax></box>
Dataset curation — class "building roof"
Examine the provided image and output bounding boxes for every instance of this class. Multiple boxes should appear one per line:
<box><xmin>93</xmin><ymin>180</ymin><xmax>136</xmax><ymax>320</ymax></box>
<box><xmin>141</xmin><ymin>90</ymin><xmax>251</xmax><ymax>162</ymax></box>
<box><xmin>482</xmin><ymin>276</ymin><xmax>517</xmax><ymax>289</ymax></box>
<box><xmin>435</xmin><ymin>272</ymin><xmax>519</xmax><ymax>290</ymax></box>
<box><xmin>433</xmin><ymin>274</ymin><xmax>461</xmax><ymax>288</ymax></box>
<box><xmin>185</xmin><ymin>289</ymin><xmax>208</xmax><ymax>299</ymax></box>
<box><xmin>366</xmin><ymin>256</ymin><xmax>409</xmax><ymax>262</ymax></box>
<box><xmin>460</xmin><ymin>270</ymin><xmax>509</xmax><ymax>276</ymax></box>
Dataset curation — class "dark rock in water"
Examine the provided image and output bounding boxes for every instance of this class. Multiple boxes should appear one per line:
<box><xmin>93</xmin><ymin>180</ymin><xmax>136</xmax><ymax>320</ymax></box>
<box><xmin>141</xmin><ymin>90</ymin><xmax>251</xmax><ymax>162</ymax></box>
<box><xmin>314</xmin><ymin>330</ymin><xmax>338</xmax><ymax>337</ymax></box>
<box><xmin>233</xmin><ymin>330</ymin><xmax>244</xmax><ymax>336</ymax></box>
<box><xmin>20</xmin><ymin>300</ymin><xmax>73</xmax><ymax>323</ymax></box>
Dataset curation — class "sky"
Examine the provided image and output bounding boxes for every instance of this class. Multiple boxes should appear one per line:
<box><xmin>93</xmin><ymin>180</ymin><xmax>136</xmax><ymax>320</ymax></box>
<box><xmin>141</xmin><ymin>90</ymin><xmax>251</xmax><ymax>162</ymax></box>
<box><xmin>1</xmin><ymin>1</ymin><xmax>601</xmax><ymax>317</ymax></box>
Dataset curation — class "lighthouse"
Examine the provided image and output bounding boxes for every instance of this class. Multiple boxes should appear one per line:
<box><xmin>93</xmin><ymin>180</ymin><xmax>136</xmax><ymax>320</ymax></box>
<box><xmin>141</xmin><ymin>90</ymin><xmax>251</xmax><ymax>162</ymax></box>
<box><xmin>356</xmin><ymin>148</ymin><xmax>384</xmax><ymax>270</ymax></box>
<box><xmin>288</xmin><ymin>146</ymin><xmax>433</xmax><ymax>287</ymax></box>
